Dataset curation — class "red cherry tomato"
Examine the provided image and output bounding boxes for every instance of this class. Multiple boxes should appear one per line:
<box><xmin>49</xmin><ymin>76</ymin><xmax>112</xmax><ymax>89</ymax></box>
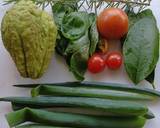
<box><xmin>88</xmin><ymin>53</ymin><xmax>105</xmax><ymax>73</ymax></box>
<box><xmin>106</xmin><ymin>52</ymin><xmax>122</xmax><ymax>70</ymax></box>
<box><xmin>97</xmin><ymin>8</ymin><xmax>129</xmax><ymax>39</ymax></box>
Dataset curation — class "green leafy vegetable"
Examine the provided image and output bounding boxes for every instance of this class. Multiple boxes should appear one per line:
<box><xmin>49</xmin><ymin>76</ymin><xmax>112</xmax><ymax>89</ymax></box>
<box><xmin>61</xmin><ymin>12</ymin><xmax>90</xmax><ymax>40</ymax></box>
<box><xmin>52</xmin><ymin>3</ymin><xmax>77</xmax><ymax>29</ymax></box>
<box><xmin>127</xmin><ymin>9</ymin><xmax>155</xmax><ymax>28</ymax></box>
<box><xmin>123</xmin><ymin>17</ymin><xmax>159</xmax><ymax>84</ymax></box>
<box><xmin>55</xmin><ymin>34</ymin><xmax>69</xmax><ymax>57</ymax></box>
<box><xmin>70</xmin><ymin>44</ymin><xmax>89</xmax><ymax>80</ymax></box>
<box><xmin>89</xmin><ymin>13</ymin><xmax>99</xmax><ymax>56</ymax></box>
<box><xmin>65</xmin><ymin>30</ymin><xmax>90</xmax><ymax>55</ymax></box>
<box><xmin>53</xmin><ymin>3</ymin><xmax>99</xmax><ymax>81</ymax></box>
<box><xmin>125</xmin><ymin>9</ymin><xmax>158</xmax><ymax>86</ymax></box>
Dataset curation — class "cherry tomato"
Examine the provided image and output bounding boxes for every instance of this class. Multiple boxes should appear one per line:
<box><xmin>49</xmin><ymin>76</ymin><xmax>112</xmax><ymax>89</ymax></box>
<box><xmin>106</xmin><ymin>52</ymin><xmax>122</xmax><ymax>70</ymax></box>
<box><xmin>97</xmin><ymin>8</ymin><xmax>129</xmax><ymax>39</ymax></box>
<box><xmin>88</xmin><ymin>53</ymin><xmax>105</xmax><ymax>73</ymax></box>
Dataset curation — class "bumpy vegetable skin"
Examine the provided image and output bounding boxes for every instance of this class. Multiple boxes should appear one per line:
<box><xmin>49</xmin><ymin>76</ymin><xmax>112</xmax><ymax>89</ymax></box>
<box><xmin>1</xmin><ymin>0</ymin><xmax>57</xmax><ymax>79</ymax></box>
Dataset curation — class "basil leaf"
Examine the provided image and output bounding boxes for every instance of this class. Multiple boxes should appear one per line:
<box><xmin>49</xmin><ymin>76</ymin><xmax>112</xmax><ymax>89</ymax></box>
<box><xmin>128</xmin><ymin>9</ymin><xmax>155</xmax><ymax>28</ymax></box>
<box><xmin>124</xmin><ymin>9</ymin><xmax>158</xmax><ymax>86</ymax></box>
<box><xmin>61</xmin><ymin>12</ymin><xmax>90</xmax><ymax>40</ymax></box>
<box><xmin>123</xmin><ymin>17</ymin><xmax>159</xmax><ymax>84</ymax></box>
<box><xmin>121</xmin><ymin>9</ymin><xmax>155</xmax><ymax>47</ymax></box>
<box><xmin>145</xmin><ymin>34</ymin><xmax>160</xmax><ymax>87</ymax></box>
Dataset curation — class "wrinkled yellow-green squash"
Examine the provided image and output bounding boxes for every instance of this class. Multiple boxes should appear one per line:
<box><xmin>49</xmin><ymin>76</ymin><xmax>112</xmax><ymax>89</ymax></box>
<box><xmin>1</xmin><ymin>0</ymin><xmax>57</xmax><ymax>79</ymax></box>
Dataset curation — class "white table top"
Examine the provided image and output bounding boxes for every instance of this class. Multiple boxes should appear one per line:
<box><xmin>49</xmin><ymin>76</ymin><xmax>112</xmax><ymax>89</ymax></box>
<box><xmin>0</xmin><ymin>0</ymin><xmax>160</xmax><ymax>127</ymax></box>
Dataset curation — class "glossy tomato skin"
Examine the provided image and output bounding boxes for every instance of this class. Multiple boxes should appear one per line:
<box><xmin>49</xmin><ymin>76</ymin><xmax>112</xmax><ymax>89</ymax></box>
<box><xmin>106</xmin><ymin>52</ymin><xmax>122</xmax><ymax>70</ymax></box>
<box><xmin>88</xmin><ymin>53</ymin><xmax>105</xmax><ymax>73</ymax></box>
<box><xmin>97</xmin><ymin>8</ymin><xmax>129</xmax><ymax>39</ymax></box>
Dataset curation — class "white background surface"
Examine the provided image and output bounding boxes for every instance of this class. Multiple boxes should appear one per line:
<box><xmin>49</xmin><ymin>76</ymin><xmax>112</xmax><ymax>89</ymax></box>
<box><xmin>0</xmin><ymin>0</ymin><xmax>160</xmax><ymax>128</ymax></box>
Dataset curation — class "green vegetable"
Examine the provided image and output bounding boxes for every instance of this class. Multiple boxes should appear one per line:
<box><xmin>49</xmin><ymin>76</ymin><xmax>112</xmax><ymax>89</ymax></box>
<box><xmin>6</xmin><ymin>108</ymin><xmax>146</xmax><ymax>128</ymax></box>
<box><xmin>16</xmin><ymin>124</ymin><xmax>63</xmax><ymax>128</ymax></box>
<box><xmin>65</xmin><ymin>30</ymin><xmax>90</xmax><ymax>55</ymax></box>
<box><xmin>55</xmin><ymin>33</ymin><xmax>69</xmax><ymax>57</ymax></box>
<box><xmin>69</xmin><ymin>42</ymin><xmax>89</xmax><ymax>80</ymax></box>
<box><xmin>127</xmin><ymin>9</ymin><xmax>155</xmax><ymax>28</ymax></box>
<box><xmin>0</xmin><ymin>97</ymin><xmax>148</xmax><ymax>117</ymax></box>
<box><xmin>13</xmin><ymin>82</ymin><xmax>160</xmax><ymax>98</ymax></box>
<box><xmin>52</xmin><ymin>3</ymin><xmax>77</xmax><ymax>29</ymax></box>
<box><xmin>10</xmin><ymin>104</ymin><xmax>154</xmax><ymax>120</ymax></box>
<box><xmin>1</xmin><ymin>0</ymin><xmax>57</xmax><ymax>79</ymax></box>
<box><xmin>143</xmin><ymin>110</ymin><xmax>155</xmax><ymax>119</ymax></box>
<box><xmin>30</xmin><ymin>85</ymin><xmax>158</xmax><ymax>100</ymax></box>
<box><xmin>61</xmin><ymin>12</ymin><xmax>90</xmax><ymax>40</ymax></box>
<box><xmin>89</xmin><ymin>13</ymin><xmax>99</xmax><ymax>56</ymax></box>
<box><xmin>123</xmin><ymin>17</ymin><xmax>159</xmax><ymax>84</ymax></box>
<box><xmin>124</xmin><ymin>9</ymin><xmax>158</xmax><ymax>87</ymax></box>
<box><xmin>53</xmin><ymin>3</ymin><xmax>99</xmax><ymax>81</ymax></box>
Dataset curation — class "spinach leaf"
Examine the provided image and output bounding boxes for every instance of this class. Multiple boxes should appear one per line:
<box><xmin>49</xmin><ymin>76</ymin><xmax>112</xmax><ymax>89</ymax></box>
<box><xmin>70</xmin><ymin>43</ymin><xmax>89</xmax><ymax>81</ymax></box>
<box><xmin>53</xmin><ymin>5</ymin><xmax>99</xmax><ymax>80</ymax></box>
<box><xmin>61</xmin><ymin>12</ymin><xmax>90</xmax><ymax>40</ymax></box>
<box><xmin>53</xmin><ymin>3</ymin><xmax>77</xmax><ymax>56</ymax></box>
<box><xmin>89</xmin><ymin>13</ymin><xmax>99</xmax><ymax>56</ymax></box>
<box><xmin>123</xmin><ymin>17</ymin><xmax>159</xmax><ymax>84</ymax></box>
<box><xmin>64</xmin><ymin>24</ymin><xmax>90</xmax><ymax>81</ymax></box>
<box><xmin>52</xmin><ymin>3</ymin><xmax>77</xmax><ymax>29</ymax></box>
<box><xmin>65</xmin><ymin>30</ymin><xmax>90</xmax><ymax>55</ymax></box>
<box><xmin>52</xmin><ymin>3</ymin><xmax>99</xmax><ymax>80</ymax></box>
<box><xmin>69</xmin><ymin>31</ymin><xmax>90</xmax><ymax>80</ymax></box>
<box><xmin>55</xmin><ymin>33</ymin><xmax>69</xmax><ymax>57</ymax></box>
